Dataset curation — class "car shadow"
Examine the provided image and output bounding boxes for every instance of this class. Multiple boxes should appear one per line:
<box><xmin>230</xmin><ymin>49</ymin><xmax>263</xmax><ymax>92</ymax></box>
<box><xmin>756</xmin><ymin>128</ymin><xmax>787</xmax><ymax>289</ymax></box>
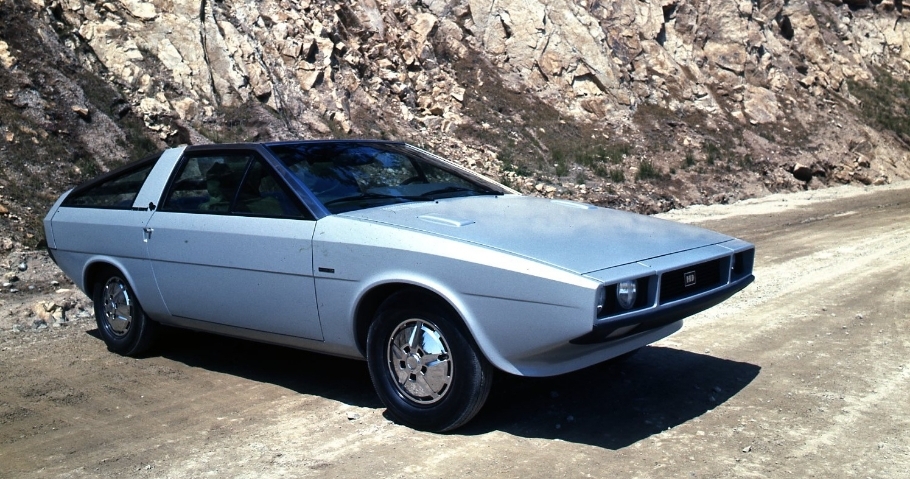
<box><xmin>84</xmin><ymin>329</ymin><xmax>759</xmax><ymax>448</ymax></box>
<box><xmin>460</xmin><ymin>346</ymin><xmax>761</xmax><ymax>449</ymax></box>
<box><xmin>86</xmin><ymin>327</ymin><xmax>381</xmax><ymax>409</ymax></box>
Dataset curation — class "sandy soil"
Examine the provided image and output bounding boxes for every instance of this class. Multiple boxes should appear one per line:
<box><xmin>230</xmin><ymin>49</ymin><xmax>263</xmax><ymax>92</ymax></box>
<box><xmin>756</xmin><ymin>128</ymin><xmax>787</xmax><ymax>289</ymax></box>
<box><xmin>1</xmin><ymin>183</ymin><xmax>908</xmax><ymax>478</ymax></box>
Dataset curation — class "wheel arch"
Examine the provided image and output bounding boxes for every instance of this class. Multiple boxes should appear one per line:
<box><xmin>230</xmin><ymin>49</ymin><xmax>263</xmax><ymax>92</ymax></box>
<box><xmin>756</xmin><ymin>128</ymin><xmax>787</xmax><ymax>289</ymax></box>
<box><xmin>353</xmin><ymin>283</ymin><xmax>470</xmax><ymax>358</ymax></box>
<box><xmin>82</xmin><ymin>258</ymin><xmax>132</xmax><ymax>299</ymax></box>
<box><xmin>85</xmin><ymin>257</ymin><xmax>161</xmax><ymax>357</ymax></box>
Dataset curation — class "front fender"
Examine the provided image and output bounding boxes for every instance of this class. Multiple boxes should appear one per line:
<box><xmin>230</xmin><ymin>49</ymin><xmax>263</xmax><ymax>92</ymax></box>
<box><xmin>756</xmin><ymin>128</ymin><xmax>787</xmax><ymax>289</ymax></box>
<box><xmin>312</xmin><ymin>216</ymin><xmax>600</xmax><ymax>374</ymax></box>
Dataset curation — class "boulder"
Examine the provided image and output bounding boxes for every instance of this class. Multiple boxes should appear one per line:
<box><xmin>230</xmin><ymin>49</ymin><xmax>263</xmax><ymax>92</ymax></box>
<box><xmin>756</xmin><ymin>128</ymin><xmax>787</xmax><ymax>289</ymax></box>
<box><xmin>742</xmin><ymin>85</ymin><xmax>782</xmax><ymax>124</ymax></box>
<box><xmin>0</xmin><ymin>40</ymin><xmax>16</xmax><ymax>69</ymax></box>
<box><xmin>411</xmin><ymin>13</ymin><xmax>438</xmax><ymax>45</ymax></box>
<box><xmin>791</xmin><ymin>163</ymin><xmax>813</xmax><ymax>182</ymax></box>
<box><xmin>118</xmin><ymin>0</ymin><xmax>158</xmax><ymax>20</ymax></box>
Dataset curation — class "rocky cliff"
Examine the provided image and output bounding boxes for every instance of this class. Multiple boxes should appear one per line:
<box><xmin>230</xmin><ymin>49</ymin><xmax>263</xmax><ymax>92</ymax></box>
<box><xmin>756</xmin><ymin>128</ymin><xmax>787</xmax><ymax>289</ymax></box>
<box><xmin>2</xmin><ymin>0</ymin><xmax>910</xmax><ymax>247</ymax></box>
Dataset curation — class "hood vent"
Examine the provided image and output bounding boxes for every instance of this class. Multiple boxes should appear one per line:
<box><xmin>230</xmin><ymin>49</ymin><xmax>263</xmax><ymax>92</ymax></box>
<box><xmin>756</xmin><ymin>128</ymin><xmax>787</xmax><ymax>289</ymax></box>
<box><xmin>551</xmin><ymin>199</ymin><xmax>597</xmax><ymax>210</ymax></box>
<box><xmin>417</xmin><ymin>214</ymin><xmax>475</xmax><ymax>227</ymax></box>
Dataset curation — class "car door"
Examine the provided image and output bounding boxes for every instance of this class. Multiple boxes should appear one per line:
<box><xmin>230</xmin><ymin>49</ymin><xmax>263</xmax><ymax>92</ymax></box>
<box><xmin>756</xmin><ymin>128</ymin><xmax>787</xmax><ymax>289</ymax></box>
<box><xmin>144</xmin><ymin>148</ymin><xmax>324</xmax><ymax>340</ymax></box>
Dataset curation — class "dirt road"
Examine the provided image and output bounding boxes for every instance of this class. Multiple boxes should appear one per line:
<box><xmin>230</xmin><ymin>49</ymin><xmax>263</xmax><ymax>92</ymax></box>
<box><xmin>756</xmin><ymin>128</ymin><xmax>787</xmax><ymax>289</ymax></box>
<box><xmin>1</xmin><ymin>183</ymin><xmax>908</xmax><ymax>478</ymax></box>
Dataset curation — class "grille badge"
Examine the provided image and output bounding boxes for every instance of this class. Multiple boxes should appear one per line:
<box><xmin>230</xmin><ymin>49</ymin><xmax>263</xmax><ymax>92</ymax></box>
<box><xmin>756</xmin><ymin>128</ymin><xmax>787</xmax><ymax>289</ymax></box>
<box><xmin>684</xmin><ymin>271</ymin><xmax>697</xmax><ymax>287</ymax></box>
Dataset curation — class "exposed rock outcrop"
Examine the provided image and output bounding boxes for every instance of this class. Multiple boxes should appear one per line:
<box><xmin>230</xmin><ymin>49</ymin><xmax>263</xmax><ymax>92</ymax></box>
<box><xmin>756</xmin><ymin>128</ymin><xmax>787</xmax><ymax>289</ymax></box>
<box><xmin>1</xmin><ymin>0</ymin><xmax>910</xmax><ymax>246</ymax></box>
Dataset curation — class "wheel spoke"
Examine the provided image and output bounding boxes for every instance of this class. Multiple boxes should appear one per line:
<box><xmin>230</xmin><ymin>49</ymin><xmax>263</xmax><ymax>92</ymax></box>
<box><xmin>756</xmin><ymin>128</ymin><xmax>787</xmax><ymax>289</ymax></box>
<box><xmin>112</xmin><ymin>310</ymin><xmax>129</xmax><ymax>322</ymax></box>
<box><xmin>423</xmin><ymin>353</ymin><xmax>448</xmax><ymax>369</ymax></box>
<box><xmin>422</xmin><ymin>357</ymin><xmax>450</xmax><ymax>391</ymax></box>
<box><xmin>407</xmin><ymin>322</ymin><xmax>423</xmax><ymax>351</ymax></box>
<box><xmin>111</xmin><ymin>286</ymin><xmax>127</xmax><ymax>304</ymax></box>
<box><xmin>393</xmin><ymin>363</ymin><xmax>411</xmax><ymax>386</ymax></box>
<box><xmin>415</xmin><ymin>373</ymin><xmax>442</xmax><ymax>400</ymax></box>
<box><xmin>390</xmin><ymin>343</ymin><xmax>407</xmax><ymax>361</ymax></box>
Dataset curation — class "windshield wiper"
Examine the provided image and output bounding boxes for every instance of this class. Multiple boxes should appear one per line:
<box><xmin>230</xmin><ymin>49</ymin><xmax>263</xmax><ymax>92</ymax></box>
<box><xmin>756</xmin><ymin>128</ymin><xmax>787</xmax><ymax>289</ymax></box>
<box><xmin>418</xmin><ymin>186</ymin><xmax>496</xmax><ymax>198</ymax></box>
<box><xmin>322</xmin><ymin>192</ymin><xmax>431</xmax><ymax>207</ymax></box>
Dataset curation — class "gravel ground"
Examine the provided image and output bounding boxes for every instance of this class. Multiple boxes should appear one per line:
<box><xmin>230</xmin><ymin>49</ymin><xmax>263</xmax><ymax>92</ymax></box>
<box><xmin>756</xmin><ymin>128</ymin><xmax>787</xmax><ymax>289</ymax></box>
<box><xmin>0</xmin><ymin>182</ymin><xmax>908</xmax><ymax>478</ymax></box>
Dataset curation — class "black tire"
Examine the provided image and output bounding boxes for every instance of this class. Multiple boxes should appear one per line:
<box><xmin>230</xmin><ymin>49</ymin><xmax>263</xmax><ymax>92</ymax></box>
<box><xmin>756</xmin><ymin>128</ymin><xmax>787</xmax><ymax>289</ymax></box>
<box><xmin>366</xmin><ymin>291</ymin><xmax>493</xmax><ymax>432</ymax></box>
<box><xmin>92</xmin><ymin>267</ymin><xmax>158</xmax><ymax>356</ymax></box>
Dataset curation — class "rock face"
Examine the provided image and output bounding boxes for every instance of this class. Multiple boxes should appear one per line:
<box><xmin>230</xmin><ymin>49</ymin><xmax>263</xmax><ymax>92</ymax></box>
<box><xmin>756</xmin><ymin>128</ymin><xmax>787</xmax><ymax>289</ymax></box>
<box><xmin>1</xmin><ymin>0</ymin><xmax>910</xmax><ymax>245</ymax></box>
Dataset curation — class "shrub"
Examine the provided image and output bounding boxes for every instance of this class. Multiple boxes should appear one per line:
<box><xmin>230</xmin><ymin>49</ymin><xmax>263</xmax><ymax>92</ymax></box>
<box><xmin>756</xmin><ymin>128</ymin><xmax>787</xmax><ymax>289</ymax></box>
<box><xmin>703</xmin><ymin>142</ymin><xmax>722</xmax><ymax>165</ymax></box>
<box><xmin>847</xmin><ymin>68</ymin><xmax>910</xmax><ymax>139</ymax></box>
<box><xmin>636</xmin><ymin>159</ymin><xmax>661</xmax><ymax>180</ymax></box>
<box><xmin>684</xmin><ymin>151</ymin><xmax>696</xmax><ymax>168</ymax></box>
<box><xmin>739</xmin><ymin>154</ymin><xmax>754</xmax><ymax>168</ymax></box>
<box><xmin>609</xmin><ymin>168</ymin><xmax>625</xmax><ymax>183</ymax></box>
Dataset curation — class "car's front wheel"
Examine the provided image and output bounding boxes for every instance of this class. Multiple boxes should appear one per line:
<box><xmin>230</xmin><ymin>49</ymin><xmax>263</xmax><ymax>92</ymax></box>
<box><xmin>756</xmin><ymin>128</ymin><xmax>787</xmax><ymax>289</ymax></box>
<box><xmin>92</xmin><ymin>268</ymin><xmax>158</xmax><ymax>356</ymax></box>
<box><xmin>366</xmin><ymin>291</ymin><xmax>493</xmax><ymax>432</ymax></box>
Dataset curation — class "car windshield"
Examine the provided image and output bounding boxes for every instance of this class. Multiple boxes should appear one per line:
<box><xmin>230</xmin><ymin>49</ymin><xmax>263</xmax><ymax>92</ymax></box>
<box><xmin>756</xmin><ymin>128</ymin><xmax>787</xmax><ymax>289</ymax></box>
<box><xmin>265</xmin><ymin>142</ymin><xmax>504</xmax><ymax>213</ymax></box>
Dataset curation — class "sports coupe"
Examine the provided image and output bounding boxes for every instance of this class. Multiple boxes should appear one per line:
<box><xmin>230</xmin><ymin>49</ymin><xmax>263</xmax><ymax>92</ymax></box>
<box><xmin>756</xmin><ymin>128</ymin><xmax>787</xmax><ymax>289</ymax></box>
<box><xmin>44</xmin><ymin>140</ymin><xmax>754</xmax><ymax>431</ymax></box>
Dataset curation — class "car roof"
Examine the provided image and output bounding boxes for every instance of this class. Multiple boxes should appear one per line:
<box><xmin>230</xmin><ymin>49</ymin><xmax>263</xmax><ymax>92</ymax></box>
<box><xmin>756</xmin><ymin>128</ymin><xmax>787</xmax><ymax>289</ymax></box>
<box><xmin>182</xmin><ymin>139</ymin><xmax>408</xmax><ymax>152</ymax></box>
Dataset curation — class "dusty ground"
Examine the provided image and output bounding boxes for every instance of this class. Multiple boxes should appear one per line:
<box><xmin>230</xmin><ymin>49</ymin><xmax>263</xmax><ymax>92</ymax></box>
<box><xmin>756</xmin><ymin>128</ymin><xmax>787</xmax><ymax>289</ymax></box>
<box><xmin>0</xmin><ymin>183</ymin><xmax>908</xmax><ymax>478</ymax></box>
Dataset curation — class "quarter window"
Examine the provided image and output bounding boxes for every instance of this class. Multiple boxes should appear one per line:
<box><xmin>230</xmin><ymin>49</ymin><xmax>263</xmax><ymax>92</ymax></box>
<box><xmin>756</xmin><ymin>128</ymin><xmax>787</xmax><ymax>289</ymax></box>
<box><xmin>62</xmin><ymin>157</ymin><xmax>157</xmax><ymax>209</ymax></box>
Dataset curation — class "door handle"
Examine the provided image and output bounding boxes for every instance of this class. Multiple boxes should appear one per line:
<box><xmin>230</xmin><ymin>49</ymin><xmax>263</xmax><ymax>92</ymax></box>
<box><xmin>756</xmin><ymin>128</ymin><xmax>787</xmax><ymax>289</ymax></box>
<box><xmin>143</xmin><ymin>227</ymin><xmax>153</xmax><ymax>242</ymax></box>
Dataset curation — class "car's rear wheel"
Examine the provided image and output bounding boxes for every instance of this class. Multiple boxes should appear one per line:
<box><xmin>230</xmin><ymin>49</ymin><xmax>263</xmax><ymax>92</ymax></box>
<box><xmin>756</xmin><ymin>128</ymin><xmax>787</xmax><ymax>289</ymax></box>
<box><xmin>366</xmin><ymin>291</ymin><xmax>493</xmax><ymax>432</ymax></box>
<box><xmin>92</xmin><ymin>268</ymin><xmax>158</xmax><ymax>356</ymax></box>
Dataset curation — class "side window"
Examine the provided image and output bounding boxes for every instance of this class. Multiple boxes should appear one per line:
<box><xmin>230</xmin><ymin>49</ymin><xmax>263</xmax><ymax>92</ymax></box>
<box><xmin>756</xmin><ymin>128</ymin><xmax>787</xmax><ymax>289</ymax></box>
<box><xmin>161</xmin><ymin>152</ymin><xmax>312</xmax><ymax>219</ymax></box>
<box><xmin>160</xmin><ymin>153</ymin><xmax>250</xmax><ymax>213</ymax></box>
<box><xmin>62</xmin><ymin>158</ymin><xmax>157</xmax><ymax>209</ymax></box>
<box><xmin>234</xmin><ymin>160</ymin><xmax>310</xmax><ymax>218</ymax></box>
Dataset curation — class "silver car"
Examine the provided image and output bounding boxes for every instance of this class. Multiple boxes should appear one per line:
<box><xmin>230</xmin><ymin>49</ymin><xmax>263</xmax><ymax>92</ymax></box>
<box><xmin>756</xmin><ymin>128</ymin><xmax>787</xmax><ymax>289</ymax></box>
<box><xmin>44</xmin><ymin>140</ymin><xmax>754</xmax><ymax>431</ymax></box>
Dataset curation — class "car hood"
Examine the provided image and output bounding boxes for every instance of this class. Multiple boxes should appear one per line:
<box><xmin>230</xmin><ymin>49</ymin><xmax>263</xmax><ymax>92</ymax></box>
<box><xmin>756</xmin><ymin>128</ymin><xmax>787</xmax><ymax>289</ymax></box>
<box><xmin>339</xmin><ymin>195</ymin><xmax>732</xmax><ymax>274</ymax></box>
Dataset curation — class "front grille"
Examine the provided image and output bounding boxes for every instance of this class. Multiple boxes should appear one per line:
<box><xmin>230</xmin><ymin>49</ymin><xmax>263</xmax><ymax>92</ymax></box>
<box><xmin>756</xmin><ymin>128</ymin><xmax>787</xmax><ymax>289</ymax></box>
<box><xmin>659</xmin><ymin>259</ymin><xmax>722</xmax><ymax>303</ymax></box>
